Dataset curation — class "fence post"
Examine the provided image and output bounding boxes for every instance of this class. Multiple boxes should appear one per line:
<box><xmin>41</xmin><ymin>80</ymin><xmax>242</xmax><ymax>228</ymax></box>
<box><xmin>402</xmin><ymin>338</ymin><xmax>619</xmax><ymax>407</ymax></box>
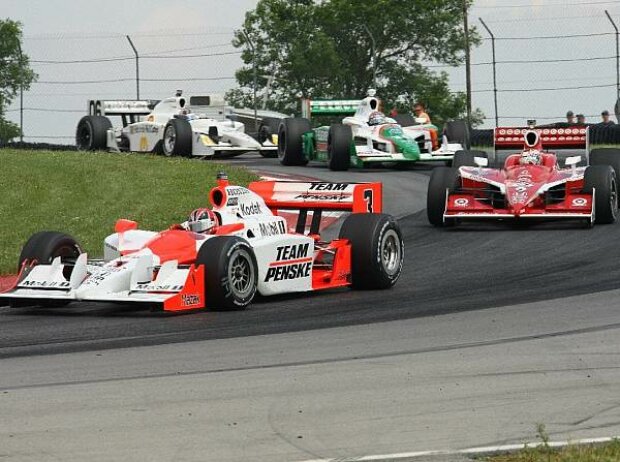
<box><xmin>17</xmin><ymin>41</ymin><xmax>23</xmax><ymax>143</ymax></box>
<box><xmin>241</xmin><ymin>29</ymin><xmax>258</xmax><ymax>134</ymax></box>
<box><xmin>605</xmin><ymin>10</ymin><xmax>620</xmax><ymax>101</ymax></box>
<box><xmin>479</xmin><ymin>18</ymin><xmax>498</xmax><ymax>128</ymax></box>
<box><xmin>463</xmin><ymin>0</ymin><xmax>472</xmax><ymax>127</ymax></box>
<box><xmin>126</xmin><ymin>35</ymin><xmax>140</xmax><ymax>100</ymax></box>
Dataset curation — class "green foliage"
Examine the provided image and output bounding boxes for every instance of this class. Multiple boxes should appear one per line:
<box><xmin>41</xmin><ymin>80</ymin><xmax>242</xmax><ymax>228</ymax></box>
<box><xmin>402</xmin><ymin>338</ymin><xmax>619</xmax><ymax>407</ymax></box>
<box><xmin>0</xmin><ymin>149</ymin><xmax>258</xmax><ymax>274</ymax></box>
<box><xmin>0</xmin><ymin>19</ymin><xmax>37</xmax><ymax>142</ymax></box>
<box><xmin>227</xmin><ymin>0</ymin><xmax>484</xmax><ymax>126</ymax></box>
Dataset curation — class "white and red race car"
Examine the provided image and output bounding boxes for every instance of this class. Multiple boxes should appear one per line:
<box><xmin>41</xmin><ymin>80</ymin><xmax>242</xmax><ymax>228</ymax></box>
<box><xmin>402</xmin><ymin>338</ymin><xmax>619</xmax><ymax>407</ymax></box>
<box><xmin>0</xmin><ymin>176</ymin><xmax>403</xmax><ymax>311</ymax></box>
<box><xmin>427</xmin><ymin>126</ymin><xmax>620</xmax><ymax>227</ymax></box>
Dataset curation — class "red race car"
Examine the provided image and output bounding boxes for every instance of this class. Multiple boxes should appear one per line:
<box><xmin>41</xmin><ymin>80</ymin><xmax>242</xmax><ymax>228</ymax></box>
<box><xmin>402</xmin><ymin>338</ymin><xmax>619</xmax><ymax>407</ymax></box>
<box><xmin>427</xmin><ymin>126</ymin><xmax>620</xmax><ymax>227</ymax></box>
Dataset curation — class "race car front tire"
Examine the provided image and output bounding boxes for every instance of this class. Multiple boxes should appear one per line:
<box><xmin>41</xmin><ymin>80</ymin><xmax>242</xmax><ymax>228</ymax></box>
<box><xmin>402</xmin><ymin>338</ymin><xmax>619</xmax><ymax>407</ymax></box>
<box><xmin>327</xmin><ymin>124</ymin><xmax>352</xmax><ymax>171</ymax></box>
<box><xmin>451</xmin><ymin>150</ymin><xmax>487</xmax><ymax>169</ymax></box>
<box><xmin>590</xmin><ymin>148</ymin><xmax>620</xmax><ymax>182</ymax></box>
<box><xmin>339</xmin><ymin>214</ymin><xmax>404</xmax><ymax>290</ymax></box>
<box><xmin>197</xmin><ymin>236</ymin><xmax>258</xmax><ymax>310</ymax></box>
<box><xmin>17</xmin><ymin>231</ymin><xmax>83</xmax><ymax>307</ymax></box>
<box><xmin>163</xmin><ymin>118</ymin><xmax>193</xmax><ymax>157</ymax></box>
<box><xmin>278</xmin><ymin>118</ymin><xmax>310</xmax><ymax>166</ymax></box>
<box><xmin>427</xmin><ymin>167</ymin><xmax>459</xmax><ymax>227</ymax></box>
<box><xmin>76</xmin><ymin>115</ymin><xmax>111</xmax><ymax>151</ymax></box>
<box><xmin>583</xmin><ymin>165</ymin><xmax>618</xmax><ymax>224</ymax></box>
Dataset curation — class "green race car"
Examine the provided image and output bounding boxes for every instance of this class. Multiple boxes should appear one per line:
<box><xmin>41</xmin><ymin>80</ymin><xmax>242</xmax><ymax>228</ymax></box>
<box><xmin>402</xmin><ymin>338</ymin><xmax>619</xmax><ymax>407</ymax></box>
<box><xmin>277</xmin><ymin>93</ymin><xmax>469</xmax><ymax>171</ymax></box>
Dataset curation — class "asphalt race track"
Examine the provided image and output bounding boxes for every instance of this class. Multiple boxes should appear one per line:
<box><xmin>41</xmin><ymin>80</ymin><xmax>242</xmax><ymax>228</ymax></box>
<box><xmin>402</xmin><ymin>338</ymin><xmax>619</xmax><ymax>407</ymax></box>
<box><xmin>2</xmin><ymin>153</ymin><xmax>620</xmax><ymax>462</ymax></box>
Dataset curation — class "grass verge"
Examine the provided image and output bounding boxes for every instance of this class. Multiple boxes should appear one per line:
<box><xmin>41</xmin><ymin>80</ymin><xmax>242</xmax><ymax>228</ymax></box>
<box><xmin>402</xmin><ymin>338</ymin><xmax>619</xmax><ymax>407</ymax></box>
<box><xmin>0</xmin><ymin>149</ymin><xmax>258</xmax><ymax>274</ymax></box>
<box><xmin>479</xmin><ymin>425</ymin><xmax>620</xmax><ymax>462</ymax></box>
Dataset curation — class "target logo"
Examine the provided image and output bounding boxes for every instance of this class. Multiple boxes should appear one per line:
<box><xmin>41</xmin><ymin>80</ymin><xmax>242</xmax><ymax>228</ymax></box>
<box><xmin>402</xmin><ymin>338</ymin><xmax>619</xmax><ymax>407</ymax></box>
<box><xmin>572</xmin><ymin>198</ymin><xmax>588</xmax><ymax>207</ymax></box>
<box><xmin>454</xmin><ymin>198</ymin><xmax>469</xmax><ymax>207</ymax></box>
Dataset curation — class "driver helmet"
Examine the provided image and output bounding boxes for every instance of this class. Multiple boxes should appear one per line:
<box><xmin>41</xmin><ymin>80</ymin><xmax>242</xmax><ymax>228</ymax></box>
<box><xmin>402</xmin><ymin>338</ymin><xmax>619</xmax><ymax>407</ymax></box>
<box><xmin>368</xmin><ymin>111</ymin><xmax>388</xmax><ymax>126</ymax></box>
<box><xmin>520</xmin><ymin>150</ymin><xmax>542</xmax><ymax>165</ymax></box>
<box><xmin>187</xmin><ymin>208</ymin><xmax>218</xmax><ymax>234</ymax></box>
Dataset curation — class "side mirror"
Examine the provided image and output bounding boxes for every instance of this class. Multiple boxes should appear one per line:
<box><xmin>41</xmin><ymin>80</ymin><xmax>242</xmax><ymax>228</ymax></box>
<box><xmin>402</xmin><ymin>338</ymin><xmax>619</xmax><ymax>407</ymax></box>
<box><xmin>474</xmin><ymin>156</ymin><xmax>488</xmax><ymax>167</ymax></box>
<box><xmin>115</xmin><ymin>219</ymin><xmax>138</xmax><ymax>234</ymax></box>
<box><xmin>565</xmin><ymin>156</ymin><xmax>581</xmax><ymax>167</ymax></box>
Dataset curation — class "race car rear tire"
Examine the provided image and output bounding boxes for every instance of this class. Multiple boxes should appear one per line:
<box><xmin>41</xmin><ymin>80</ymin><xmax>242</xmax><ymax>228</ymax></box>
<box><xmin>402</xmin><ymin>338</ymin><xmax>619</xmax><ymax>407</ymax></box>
<box><xmin>583</xmin><ymin>165</ymin><xmax>618</xmax><ymax>224</ymax></box>
<box><xmin>427</xmin><ymin>167</ymin><xmax>459</xmax><ymax>227</ymax></box>
<box><xmin>162</xmin><ymin>118</ymin><xmax>193</xmax><ymax>157</ymax></box>
<box><xmin>278</xmin><ymin>118</ymin><xmax>310</xmax><ymax>166</ymax></box>
<box><xmin>444</xmin><ymin>120</ymin><xmax>470</xmax><ymax>149</ymax></box>
<box><xmin>17</xmin><ymin>231</ymin><xmax>82</xmax><ymax>307</ymax></box>
<box><xmin>590</xmin><ymin>148</ymin><xmax>620</xmax><ymax>182</ymax></box>
<box><xmin>327</xmin><ymin>124</ymin><xmax>352</xmax><ymax>171</ymax></box>
<box><xmin>339</xmin><ymin>214</ymin><xmax>404</xmax><ymax>290</ymax></box>
<box><xmin>76</xmin><ymin>115</ymin><xmax>112</xmax><ymax>151</ymax></box>
<box><xmin>451</xmin><ymin>150</ymin><xmax>487</xmax><ymax>169</ymax></box>
<box><xmin>197</xmin><ymin>236</ymin><xmax>258</xmax><ymax>310</ymax></box>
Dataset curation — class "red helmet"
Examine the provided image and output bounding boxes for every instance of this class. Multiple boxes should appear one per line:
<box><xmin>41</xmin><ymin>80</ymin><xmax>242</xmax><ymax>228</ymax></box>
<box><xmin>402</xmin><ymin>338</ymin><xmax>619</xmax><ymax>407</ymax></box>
<box><xmin>188</xmin><ymin>208</ymin><xmax>218</xmax><ymax>234</ymax></box>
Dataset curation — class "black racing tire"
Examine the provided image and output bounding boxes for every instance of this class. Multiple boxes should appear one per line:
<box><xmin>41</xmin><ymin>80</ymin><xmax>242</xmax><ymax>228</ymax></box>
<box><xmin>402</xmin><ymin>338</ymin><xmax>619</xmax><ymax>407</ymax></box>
<box><xmin>590</xmin><ymin>148</ymin><xmax>620</xmax><ymax>182</ymax></box>
<box><xmin>197</xmin><ymin>236</ymin><xmax>258</xmax><ymax>310</ymax></box>
<box><xmin>327</xmin><ymin>124</ymin><xmax>352</xmax><ymax>171</ymax></box>
<box><xmin>427</xmin><ymin>167</ymin><xmax>460</xmax><ymax>227</ymax></box>
<box><xmin>278</xmin><ymin>118</ymin><xmax>310</xmax><ymax>166</ymax></box>
<box><xmin>444</xmin><ymin>120</ymin><xmax>470</xmax><ymax>149</ymax></box>
<box><xmin>17</xmin><ymin>231</ymin><xmax>82</xmax><ymax>307</ymax></box>
<box><xmin>75</xmin><ymin>115</ymin><xmax>112</xmax><ymax>151</ymax></box>
<box><xmin>162</xmin><ymin>118</ymin><xmax>193</xmax><ymax>157</ymax></box>
<box><xmin>451</xmin><ymin>150</ymin><xmax>488</xmax><ymax>169</ymax></box>
<box><xmin>339</xmin><ymin>214</ymin><xmax>404</xmax><ymax>290</ymax></box>
<box><xmin>583</xmin><ymin>165</ymin><xmax>618</xmax><ymax>225</ymax></box>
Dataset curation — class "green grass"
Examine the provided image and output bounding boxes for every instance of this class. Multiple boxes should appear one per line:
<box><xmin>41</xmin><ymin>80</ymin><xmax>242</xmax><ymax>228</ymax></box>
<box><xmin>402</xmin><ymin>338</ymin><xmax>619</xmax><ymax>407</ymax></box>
<box><xmin>479</xmin><ymin>425</ymin><xmax>620</xmax><ymax>462</ymax></box>
<box><xmin>0</xmin><ymin>149</ymin><xmax>258</xmax><ymax>274</ymax></box>
<box><xmin>481</xmin><ymin>440</ymin><xmax>620</xmax><ymax>462</ymax></box>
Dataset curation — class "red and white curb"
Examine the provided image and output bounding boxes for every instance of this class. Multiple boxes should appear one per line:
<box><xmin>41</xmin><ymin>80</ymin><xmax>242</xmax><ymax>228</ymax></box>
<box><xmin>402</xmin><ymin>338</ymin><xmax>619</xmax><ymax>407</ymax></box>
<box><xmin>0</xmin><ymin>275</ymin><xmax>17</xmax><ymax>294</ymax></box>
<box><xmin>297</xmin><ymin>436</ymin><xmax>619</xmax><ymax>462</ymax></box>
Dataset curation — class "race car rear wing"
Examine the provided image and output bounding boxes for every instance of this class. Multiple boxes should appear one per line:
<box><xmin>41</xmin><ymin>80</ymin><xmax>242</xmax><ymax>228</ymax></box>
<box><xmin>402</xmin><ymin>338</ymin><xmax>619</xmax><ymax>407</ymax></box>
<box><xmin>249</xmin><ymin>181</ymin><xmax>382</xmax><ymax>234</ymax></box>
<box><xmin>88</xmin><ymin>99</ymin><xmax>159</xmax><ymax>126</ymax></box>
<box><xmin>494</xmin><ymin>126</ymin><xmax>589</xmax><ymax>150</ymax></box>
<box><xmin>301</xmin><ymin>99</ymin><xmax>362</xmax><ymax>119</ymax></box>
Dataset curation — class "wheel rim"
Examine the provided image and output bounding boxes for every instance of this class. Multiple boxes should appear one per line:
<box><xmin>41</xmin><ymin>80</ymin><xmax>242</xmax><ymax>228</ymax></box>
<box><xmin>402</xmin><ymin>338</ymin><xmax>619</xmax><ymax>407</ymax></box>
<box><xmin>164</xmin><ymin>125</ymin><xmax>176</xmax><ymax>156</ymax></box>
<box><xmin>76</xmin><ymin>122</ymin><xmax>92</xmax><ymax>150</ymax></box>
<box><xmin>228</xmin><ymin>248</ymin><xmax>255</xmax><ymax>299</ymax></box>
<box><xmin>381</xmin><ymin>229</ymin><xmax>401</xmax><ymax>276</ymax></box>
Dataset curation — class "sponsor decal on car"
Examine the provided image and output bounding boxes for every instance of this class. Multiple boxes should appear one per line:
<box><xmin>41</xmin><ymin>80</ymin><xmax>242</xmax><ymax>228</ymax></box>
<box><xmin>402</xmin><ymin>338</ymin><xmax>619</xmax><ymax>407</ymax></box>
<box><xmin>572</xmin><ymin>197</ymin><xmax>588</xmax><ymax>207</ymax></box>
<box><xmin>454</xmin><ymin>198</ymin><xmax>469</xmax><ymax>207</ymax></box>
<box><xmin>129</xmin><ymin>125</ymin><xmax>159</xmax><ymax>135</ymax></box>
<box><xmin>226</xmin><ymin>187</ymin><xmax>249</xmax><ymax>196</ymax></box>
<box><xmin>259</xmin><ymin>221</ymin><xmax>286</xmax><ymax>237</ymax></box>
<box><xmin>294</xmin><ymin>193</ymin><xmax>351</xmax><ymax>201</ymax></box>
<box><xmin>265</xmin><ymin>243</ymin><xmax>312</xmax><ymax>282</ymax></box>
<box><xmin>19</xmin><ymin>280</ymin><xmax>70</xmax><ymax>288</ymax></box>
<box><xmin>226</xmin><ymin>197</ymin><xmax>239</xmax><ymax>206</ymax></box>
<box><xmin>308</xmin><ymin>182</ymin><xmax>350</xmax><ymax>191</ymax></box>
<box><xmin>239</xmin><ymin>201</ymin><xmax>262</xmax><ymax>215</ymax></box>
<box><xmin>181</xmin><ymin>294</ymin><xmax>200</xmax><ymax>306</ymax></box>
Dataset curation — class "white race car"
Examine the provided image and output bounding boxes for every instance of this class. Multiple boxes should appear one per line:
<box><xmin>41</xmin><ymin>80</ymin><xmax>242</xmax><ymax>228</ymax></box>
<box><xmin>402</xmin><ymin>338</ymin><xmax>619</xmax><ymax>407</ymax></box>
<box><xmin>76</xmin><ymin>94</ymin><xmax>276</xmax><ymax>158</ymax></box>
<box><xmin>0</xmin><ymin>175</ymin><xmax>403</xmax><ymax>311</ymax></box>
<box><xmin>278</xmin><ymin>91</ymin><xmax>469</xmax><ymax>170</ymax></box>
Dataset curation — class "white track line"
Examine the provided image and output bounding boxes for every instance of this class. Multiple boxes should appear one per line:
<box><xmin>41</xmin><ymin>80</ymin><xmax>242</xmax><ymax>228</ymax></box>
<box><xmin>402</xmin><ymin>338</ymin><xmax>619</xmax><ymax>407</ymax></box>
<box><xmin>297</xmin><ymin>436</ymin><xmax>619</xmax><ymax>462</ymax></box>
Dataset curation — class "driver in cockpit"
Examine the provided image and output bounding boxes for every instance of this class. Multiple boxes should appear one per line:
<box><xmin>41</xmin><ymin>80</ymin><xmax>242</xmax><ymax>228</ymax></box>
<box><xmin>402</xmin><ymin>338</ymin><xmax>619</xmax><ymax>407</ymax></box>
<box><xmin>368</xmin><ymin>111</ymin><xmax>396</xmax><ymax>126</ymax></box>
